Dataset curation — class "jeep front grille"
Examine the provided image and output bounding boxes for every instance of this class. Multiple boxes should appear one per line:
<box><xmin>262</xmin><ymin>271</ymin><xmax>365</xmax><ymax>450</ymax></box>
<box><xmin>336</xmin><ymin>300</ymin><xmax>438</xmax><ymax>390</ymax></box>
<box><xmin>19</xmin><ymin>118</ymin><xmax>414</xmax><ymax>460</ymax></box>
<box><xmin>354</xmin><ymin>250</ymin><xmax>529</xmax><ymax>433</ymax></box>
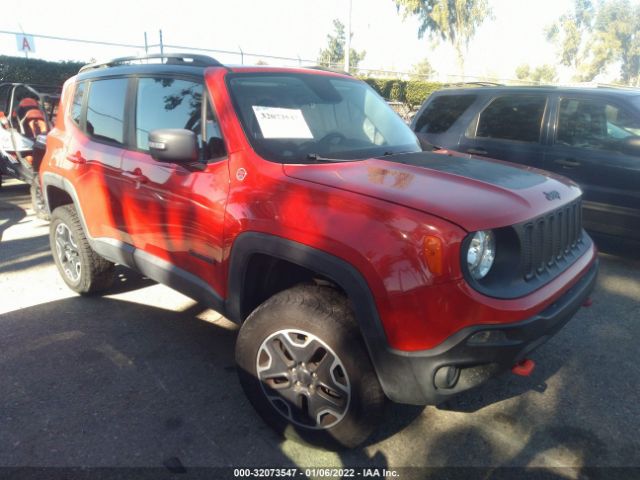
<box><xmin>519</xmin><ymin>199</ymin><xmax>583</xmax><ymax>281</ymax></box>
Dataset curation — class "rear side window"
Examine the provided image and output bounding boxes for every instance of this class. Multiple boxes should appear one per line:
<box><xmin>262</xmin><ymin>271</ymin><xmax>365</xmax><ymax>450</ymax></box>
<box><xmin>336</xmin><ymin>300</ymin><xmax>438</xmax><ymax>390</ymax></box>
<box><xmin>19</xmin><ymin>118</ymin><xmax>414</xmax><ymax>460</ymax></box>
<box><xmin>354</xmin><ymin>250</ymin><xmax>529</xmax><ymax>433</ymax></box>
<box><xmin>557</xmin><ymin>97</ymin><xmax>640</xmax><ymax>152</ymax></box>
<box><xmin>415</xmin><ymin>95</ymin><xmax>477</xmax><ymax>134</ymax></box>
<box><xmin>70</xmin><ymin>82</ymin><xmax>85</xmax><ymax>125</ymax></box>
<box><xmin>474</xmin><ymin>95</ymin><xmax>547</xmax><ymax>142</ymax></box>
<box><xmin>86</xmin><ymin>78</ymin><xmax>128</xmax><ymax>144</ymax></box>
<box><xmin>135</xmin><ymin>78</ymin><xmax>203</xmax><ymax>151</ymax></box>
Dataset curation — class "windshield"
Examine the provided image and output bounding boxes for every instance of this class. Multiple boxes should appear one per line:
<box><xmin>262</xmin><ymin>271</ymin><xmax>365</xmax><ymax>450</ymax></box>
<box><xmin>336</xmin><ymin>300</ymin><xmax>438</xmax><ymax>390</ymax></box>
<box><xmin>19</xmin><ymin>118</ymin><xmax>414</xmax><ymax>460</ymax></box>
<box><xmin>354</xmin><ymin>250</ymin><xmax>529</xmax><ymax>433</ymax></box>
<box><xmin>227</xmin><ymin>73</ymin><xmax>420</xmax><ymax>162</ymax></box>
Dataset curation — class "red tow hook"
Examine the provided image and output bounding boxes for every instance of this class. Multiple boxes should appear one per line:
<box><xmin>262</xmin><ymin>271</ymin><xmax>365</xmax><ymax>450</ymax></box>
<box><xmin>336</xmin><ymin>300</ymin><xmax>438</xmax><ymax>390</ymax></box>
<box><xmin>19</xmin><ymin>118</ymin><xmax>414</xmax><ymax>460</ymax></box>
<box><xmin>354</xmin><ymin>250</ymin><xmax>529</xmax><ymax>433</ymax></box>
<box><xmin>512</xmin><ymin>358</ymin><xmax>536</xmax><ymax>377</ymax></box>
<box><xmin>583</xmin><ymin>297</ymin><xmax>593</xmax><ymax>307</ymax></box>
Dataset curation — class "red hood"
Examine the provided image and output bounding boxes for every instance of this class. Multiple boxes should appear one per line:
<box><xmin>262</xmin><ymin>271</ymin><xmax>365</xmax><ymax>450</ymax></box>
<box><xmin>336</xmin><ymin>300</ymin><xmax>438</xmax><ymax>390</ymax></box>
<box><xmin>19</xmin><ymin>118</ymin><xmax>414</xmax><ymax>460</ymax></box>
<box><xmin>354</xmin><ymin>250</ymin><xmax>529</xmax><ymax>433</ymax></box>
<box><xmin>283</xmin><ymin>152</ymin><xmax>582</xmax><ymax>232</ymax></box>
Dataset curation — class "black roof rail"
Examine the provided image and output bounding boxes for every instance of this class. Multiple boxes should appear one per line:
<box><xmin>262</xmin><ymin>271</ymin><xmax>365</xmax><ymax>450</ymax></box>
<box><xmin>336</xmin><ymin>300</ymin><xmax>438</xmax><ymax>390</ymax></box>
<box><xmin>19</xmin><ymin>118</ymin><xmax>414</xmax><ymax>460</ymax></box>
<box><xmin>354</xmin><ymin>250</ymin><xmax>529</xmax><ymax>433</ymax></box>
<box><xmin>79</xmin><ymin>53</ymin><xmax>224</xmax><ymax>73</ymax></box>
<box><xmin>444</xmin><ymin>81</ymin><xmax>505</xmax><ymax>88</ymax></box>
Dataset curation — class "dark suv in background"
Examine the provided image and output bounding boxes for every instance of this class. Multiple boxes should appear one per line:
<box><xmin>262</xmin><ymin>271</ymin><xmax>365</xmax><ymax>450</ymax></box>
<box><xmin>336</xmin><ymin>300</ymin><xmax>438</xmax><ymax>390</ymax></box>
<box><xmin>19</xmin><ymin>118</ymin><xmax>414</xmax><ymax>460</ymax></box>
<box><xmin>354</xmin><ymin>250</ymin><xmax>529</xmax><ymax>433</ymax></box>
<box><xmin>411</xmin><ymin>86</ymin><xmax>640</xmax><ymax>242</ymax></box>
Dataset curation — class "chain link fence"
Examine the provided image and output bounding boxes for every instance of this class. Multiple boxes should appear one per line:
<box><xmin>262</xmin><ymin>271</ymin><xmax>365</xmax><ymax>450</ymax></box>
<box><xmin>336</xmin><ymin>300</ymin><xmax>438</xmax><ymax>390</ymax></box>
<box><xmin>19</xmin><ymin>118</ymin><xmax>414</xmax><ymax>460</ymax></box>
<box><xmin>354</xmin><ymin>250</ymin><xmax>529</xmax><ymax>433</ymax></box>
<box><xmin>0</xmin><ymin>29</ymin><xmax>538</xmax><ymax>86</ymax></box>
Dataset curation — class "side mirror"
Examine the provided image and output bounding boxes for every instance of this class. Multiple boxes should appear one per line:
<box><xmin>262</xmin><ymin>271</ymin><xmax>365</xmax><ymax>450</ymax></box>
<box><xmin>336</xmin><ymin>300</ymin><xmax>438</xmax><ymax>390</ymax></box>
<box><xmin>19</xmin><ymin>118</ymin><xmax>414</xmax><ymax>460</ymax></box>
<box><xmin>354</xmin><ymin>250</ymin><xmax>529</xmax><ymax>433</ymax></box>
<box><xmin>415</xmin><ymin>132</ymin><xmax>437</xmax><ymax>151</ymax></box>
<box><xmin>620</xmin><ymin>136</ymin><xmax>640</xmax><ymax>157</ymax></box>
<box><xmin>148</xmin><ymin>129</ymin><xmax>198</xmax><ymax>163</ymax></box>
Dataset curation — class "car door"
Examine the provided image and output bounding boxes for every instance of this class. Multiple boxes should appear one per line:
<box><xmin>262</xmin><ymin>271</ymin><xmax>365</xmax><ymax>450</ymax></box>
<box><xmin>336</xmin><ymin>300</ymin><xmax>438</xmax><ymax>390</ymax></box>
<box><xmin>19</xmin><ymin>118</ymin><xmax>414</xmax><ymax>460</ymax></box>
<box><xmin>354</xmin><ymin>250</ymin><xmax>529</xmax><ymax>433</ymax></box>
<box><xmin>119</xmin><ymin>76</ymin><xmax>229</xmax><ymax>293</ymax></box>
<box><xmin>544</xmin><ymin>95</ymin><xmax>640</xmax><ymax>240</ymax></box>
<box><xmin>66</xmin><ymin>78</ymin><xmax>128</xmax><ymax>241</ymax></box>
<box><xmin>458</xmin><ymin>93</ymin><xmax>550</xmax><ymax>169</ymax></box>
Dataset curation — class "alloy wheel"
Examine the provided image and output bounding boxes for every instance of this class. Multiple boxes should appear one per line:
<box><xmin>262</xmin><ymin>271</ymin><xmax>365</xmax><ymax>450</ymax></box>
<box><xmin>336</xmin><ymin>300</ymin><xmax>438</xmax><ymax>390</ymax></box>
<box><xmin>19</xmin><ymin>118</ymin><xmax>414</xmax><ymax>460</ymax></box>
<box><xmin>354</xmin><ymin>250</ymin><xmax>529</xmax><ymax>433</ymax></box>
<box><xmin>256</xmin><ymin>329</ymin><xmax>351</xmax><ymax>430</ymax></box>
<box><xmin>54</xmin><ymin>222</ymin><xmax>81</xmax><ymax>282</ymax></box>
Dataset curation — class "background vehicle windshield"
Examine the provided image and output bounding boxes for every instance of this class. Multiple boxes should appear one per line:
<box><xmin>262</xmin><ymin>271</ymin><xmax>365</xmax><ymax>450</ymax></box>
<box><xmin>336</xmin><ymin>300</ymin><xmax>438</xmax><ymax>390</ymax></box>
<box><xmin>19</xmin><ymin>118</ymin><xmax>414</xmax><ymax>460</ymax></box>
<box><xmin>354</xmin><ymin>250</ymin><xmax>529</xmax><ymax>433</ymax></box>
<box><xmin>227</xmin><ymin>73</ymin><xmax>420</xmax><ymax>162</ymax></box>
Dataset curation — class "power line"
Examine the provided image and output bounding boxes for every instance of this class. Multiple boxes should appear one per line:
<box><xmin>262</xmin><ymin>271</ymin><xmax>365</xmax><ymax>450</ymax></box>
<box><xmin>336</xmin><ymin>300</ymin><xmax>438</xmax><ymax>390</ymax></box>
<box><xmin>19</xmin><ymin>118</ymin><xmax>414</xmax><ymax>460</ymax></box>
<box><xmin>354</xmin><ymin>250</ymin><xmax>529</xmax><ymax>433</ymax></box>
<box><xmin>0</xmin><ymin>29</ymin><xmax>144</xmax><ymax>49</ymax></box>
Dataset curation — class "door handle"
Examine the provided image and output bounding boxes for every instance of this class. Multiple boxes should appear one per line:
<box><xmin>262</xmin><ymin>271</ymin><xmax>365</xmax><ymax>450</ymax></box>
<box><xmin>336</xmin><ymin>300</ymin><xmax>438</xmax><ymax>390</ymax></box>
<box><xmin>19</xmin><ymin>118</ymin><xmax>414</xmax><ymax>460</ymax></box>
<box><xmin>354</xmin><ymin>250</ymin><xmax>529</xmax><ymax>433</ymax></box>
<box><xmin>554</xmin><ymin>158</ymin><xmax>581</xmax><ymax>168</ymax></box>
<box><xmin>466</xmin><ymin>148</ymin><xmax>488</xmax><ymax>155</ymax></box>
<box><xmin>66</xmin><ymin>151</ymin><xmax>86</xmax><ymax>164</ymax></box>
<box><xmin>122</xmin><ymin>170</ymin><xmax>148</xmax><ymax>184</ymax></box>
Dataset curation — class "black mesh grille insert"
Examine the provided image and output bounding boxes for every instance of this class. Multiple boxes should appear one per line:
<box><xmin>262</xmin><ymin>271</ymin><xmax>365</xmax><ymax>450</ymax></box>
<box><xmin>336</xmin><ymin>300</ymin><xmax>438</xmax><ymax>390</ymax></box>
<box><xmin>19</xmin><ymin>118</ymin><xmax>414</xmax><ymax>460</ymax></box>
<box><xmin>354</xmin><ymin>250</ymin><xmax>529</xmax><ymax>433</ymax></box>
<box><xmin>520</xmin><ymin>199</ymin><xmax>583</xmax><ymax>281</ymax></box>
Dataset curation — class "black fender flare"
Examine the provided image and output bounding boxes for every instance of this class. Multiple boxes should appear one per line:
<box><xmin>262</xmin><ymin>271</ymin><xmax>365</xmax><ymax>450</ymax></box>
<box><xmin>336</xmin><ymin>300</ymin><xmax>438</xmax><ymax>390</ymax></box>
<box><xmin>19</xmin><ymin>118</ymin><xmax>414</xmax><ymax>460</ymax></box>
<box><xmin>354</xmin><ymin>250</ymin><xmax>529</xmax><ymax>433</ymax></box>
<box><xmin>226</xmin><ymin>232</ymin><xmax>420</xmax><ymax>403</ymax></box>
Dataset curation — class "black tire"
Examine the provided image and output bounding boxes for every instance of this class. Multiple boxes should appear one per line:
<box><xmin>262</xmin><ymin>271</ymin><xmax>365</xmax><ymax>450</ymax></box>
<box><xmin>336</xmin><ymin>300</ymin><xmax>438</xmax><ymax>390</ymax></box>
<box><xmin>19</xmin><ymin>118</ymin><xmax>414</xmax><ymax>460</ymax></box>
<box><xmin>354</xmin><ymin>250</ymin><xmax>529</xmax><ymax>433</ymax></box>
<box><xmin>30</xmin><ymin>179</ymin><xmax>49</xmax><ymax>220</ymax></box>
<box><xmin>235</xmin><ymin>284</ymin><xmax>385</xmax><ymax>449</ymax></box>
<box><xmin>49</xmin><ymin>205</ymin><xmax>115</xmax><ymax>294</ymax></box>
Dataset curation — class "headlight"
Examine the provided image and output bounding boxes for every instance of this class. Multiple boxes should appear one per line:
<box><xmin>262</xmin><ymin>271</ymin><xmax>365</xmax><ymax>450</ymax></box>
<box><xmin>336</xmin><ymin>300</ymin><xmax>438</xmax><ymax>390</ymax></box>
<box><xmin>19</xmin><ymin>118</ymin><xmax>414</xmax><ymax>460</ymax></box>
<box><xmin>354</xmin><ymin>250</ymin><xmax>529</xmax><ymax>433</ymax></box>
<box><xmin>466</xmin><ymin>230</ymin><xmax>496</xmax><ymax>280</ymax></box>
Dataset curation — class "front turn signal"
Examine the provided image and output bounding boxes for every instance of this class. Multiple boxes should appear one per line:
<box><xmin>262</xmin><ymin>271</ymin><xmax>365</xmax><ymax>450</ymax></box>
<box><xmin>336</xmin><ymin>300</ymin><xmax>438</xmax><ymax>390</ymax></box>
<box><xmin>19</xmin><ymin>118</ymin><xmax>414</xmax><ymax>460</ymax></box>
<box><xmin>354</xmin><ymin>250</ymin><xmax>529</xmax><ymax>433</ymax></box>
<box><xmin>423</xmin><ymin>235</ymin><xmax>443</xmax><ymax>276</ymax></box>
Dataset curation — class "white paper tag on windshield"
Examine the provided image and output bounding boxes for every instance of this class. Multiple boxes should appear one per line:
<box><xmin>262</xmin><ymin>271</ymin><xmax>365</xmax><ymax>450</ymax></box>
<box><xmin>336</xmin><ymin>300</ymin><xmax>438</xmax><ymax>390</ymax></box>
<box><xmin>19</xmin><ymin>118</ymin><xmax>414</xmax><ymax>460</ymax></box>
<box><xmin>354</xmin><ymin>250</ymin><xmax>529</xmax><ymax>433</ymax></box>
<box><xmin>252</xmin><ymin>106</ymin><xmax>313</xmax><ymax>139</ymax></box>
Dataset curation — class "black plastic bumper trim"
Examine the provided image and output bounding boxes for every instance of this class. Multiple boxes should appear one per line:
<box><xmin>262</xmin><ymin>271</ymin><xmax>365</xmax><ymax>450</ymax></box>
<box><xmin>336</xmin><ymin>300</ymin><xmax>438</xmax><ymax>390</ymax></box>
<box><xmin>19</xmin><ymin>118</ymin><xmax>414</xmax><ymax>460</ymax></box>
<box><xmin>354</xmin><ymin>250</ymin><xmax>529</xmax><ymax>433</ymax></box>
<box><xmin>378</xmin><ymin>258</ymin><xmax>598</xmax><ymax>405</ymax></box>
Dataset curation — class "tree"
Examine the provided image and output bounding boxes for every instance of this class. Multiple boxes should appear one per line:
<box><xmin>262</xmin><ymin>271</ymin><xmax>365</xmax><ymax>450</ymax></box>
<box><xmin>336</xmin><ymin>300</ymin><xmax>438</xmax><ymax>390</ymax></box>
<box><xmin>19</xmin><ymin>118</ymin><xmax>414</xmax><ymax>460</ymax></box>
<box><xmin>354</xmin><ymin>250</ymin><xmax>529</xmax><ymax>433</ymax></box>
<box><xmin>317</xmin><ymin>19</ymin><xmax>366</xmax><ymax>72</ymax></box>
<box><xmin>547</xmin><ymin>0</ymin><xmax>640</xmax><ymax>84</ymax></box>
<box><xmin>592</xmin><ymin>0</ymin><xmax>640</xmax><ymax>85</ymax></box>
<box><xmin>515</xmin><ymin>64</ymin><xmax>531</xmax><ymax>81</ymax></box>
<box><xmin>394</xmin><ymin>0</ymin><xmax>492</xmax><ymax>74</ymax></box>
<box><xmin>545</xmin><ymin>0</ymin><xmax>595</xmax><ymax>74</ymax></box>
<box><xmin>515</xmin><ymin>63</ymin><xmax>558</xmax><ymax>84</ymax></box>
<box><xmin>410</xmin><ymin>58</ymin><xmax>434</xmax><ymax>79</ymax></box>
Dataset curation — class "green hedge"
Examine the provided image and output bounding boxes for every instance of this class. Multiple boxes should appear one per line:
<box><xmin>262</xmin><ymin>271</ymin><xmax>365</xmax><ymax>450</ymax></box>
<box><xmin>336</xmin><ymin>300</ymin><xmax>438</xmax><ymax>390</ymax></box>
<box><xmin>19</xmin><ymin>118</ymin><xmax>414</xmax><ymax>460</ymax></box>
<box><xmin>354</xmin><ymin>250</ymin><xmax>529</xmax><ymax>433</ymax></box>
<box><xmin>0</xmin><ymin>55</ymin><xmax>443</xmax><ymax>108</ymax></box>
<box><xmin>359</xmin><ymin>77</ymin><xmax>443</xmax><ymax>108</ymax></box>
<box><xmin>0</xmin><ymin>55</ymin><xmax>83</xmax><ymax>86</ymax></box>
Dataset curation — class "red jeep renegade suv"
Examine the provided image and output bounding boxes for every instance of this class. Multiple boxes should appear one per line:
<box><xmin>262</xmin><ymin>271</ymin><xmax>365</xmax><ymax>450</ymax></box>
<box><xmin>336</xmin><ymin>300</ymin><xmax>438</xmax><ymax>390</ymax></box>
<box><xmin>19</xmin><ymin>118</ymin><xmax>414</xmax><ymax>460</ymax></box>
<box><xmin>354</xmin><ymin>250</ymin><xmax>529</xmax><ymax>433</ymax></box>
<box><xmin>40</xmin><ymin>54</ymin><xmax>598</xmax><ymax>448</ymax></box>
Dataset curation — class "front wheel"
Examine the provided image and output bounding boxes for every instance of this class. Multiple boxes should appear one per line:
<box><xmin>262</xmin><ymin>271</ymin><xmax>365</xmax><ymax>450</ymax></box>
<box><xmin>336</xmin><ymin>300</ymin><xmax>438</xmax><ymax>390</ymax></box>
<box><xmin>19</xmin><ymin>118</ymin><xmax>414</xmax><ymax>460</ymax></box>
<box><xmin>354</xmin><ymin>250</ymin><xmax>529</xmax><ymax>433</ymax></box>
<box><xmin>235</xmin><ymin>285</ymin><xmax>385</xmax><ymax>449</ymax></box>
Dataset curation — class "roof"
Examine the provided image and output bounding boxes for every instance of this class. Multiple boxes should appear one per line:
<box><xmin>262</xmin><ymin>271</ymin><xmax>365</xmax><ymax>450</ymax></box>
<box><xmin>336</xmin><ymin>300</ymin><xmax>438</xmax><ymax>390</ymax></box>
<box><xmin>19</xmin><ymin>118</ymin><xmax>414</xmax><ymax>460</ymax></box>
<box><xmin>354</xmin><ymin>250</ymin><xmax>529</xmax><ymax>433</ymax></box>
<box><xmin>226</xmin><ymin>65</ymin><xmax>352</xmax><ymax>78</ymax></box>
<box><xmin>76</xmin><ymin>52</ymin><xmax>352</xmax><ymax>81</ymax></box>
<box><xmin>435</xmin><ymin>85</ymin><xmax>640</xmax><ymax>98</ymax></box>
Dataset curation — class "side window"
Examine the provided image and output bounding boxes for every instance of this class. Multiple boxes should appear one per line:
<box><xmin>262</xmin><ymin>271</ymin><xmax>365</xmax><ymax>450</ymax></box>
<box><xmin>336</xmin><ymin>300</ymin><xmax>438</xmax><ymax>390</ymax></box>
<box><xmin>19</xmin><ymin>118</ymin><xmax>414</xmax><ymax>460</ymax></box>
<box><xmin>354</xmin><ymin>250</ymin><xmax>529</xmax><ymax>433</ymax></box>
<box><xmin>136</xmin><ymin>78</ymin><xmax>201</xmax><ymax>150</ymax></box>
<box><xmin>70</xmin><ymin>82</ymin><xmax>85</xmax><ymax>126</ymax></box>
<box><xmin>136</xmin><ymin>77</ymin><xmax>226</xmax><ymax>161</ymax></box>
<box><xmin>203</xmin><ymin>99</ymin><xmax>227</xmax><ymax>161</ymax></box>
<box><xmin>474</xmin><ymin>95</ymin><xmax>547</xmax><ymax>142</ymax></box>
<box><xmin>86</xmin><ymin>78</ymin><xmax>128</xmax><ymax>144</ymax></box>
<box><xmin>415</xmin><ymin>95</ymin><xmax>477</xmax><ymax>134</ymax></box>
<box><xmin>557</xmin><ymin>98</ymin><xmax>640</xmax><ymax>152</ymax></box>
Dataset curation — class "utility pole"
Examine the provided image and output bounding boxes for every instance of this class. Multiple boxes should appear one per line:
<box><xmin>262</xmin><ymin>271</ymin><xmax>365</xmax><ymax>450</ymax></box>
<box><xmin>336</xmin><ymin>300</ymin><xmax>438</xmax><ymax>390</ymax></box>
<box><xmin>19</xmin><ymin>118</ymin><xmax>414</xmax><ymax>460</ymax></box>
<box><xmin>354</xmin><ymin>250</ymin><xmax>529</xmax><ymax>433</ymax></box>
<box><xmin>344</xmin><ymin>0</ymin><xmax>352</xmax><ymax>73</ymax></box>
<box><xmin>159</xmin><ymin>29</ymin><xmax>164</xmax><ymax>56</ymax></box>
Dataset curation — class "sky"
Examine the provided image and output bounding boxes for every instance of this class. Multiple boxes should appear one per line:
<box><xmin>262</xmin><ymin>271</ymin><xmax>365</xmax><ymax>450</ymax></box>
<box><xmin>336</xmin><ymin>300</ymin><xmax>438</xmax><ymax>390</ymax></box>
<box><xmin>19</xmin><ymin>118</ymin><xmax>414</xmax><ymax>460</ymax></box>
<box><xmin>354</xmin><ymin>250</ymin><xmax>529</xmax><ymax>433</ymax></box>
<box><xmin>0</xmin><ymin>0</ymin><xmax>621</xmax><ymax>82</ymax></box>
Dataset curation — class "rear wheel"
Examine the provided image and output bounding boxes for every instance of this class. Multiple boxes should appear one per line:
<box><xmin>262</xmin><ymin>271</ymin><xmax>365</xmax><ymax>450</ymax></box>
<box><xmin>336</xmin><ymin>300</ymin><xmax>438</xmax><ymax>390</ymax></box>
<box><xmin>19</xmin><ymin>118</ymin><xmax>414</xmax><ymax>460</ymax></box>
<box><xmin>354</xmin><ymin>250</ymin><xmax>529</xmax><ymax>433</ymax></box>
<box><xmin>235</xmin><ymin>284</ymin><xmax>385</xmax><ymax>449</ymax></box>
<box><xmin>49</xmin><ymin>205</ymin><xmax>115</xmax><ymax>294</ymax></box>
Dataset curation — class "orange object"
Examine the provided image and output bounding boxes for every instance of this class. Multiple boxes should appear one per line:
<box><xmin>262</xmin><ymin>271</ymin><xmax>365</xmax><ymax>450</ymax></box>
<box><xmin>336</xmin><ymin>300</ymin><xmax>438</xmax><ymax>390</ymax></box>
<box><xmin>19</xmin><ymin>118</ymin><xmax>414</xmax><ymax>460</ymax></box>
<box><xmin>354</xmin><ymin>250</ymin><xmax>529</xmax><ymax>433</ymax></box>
<box><xmin>23</xmin><ymin>109</ymin><xmax>47</xmax><ymax>137</ymax></box>
<box><xmin>512</xmin><ymin>359</ymin><xmax>536</xmax><ymax>376</ymax></box>
<box><xmin>423</xmin><ymin>235</ymin><xmax>444</xmax><ymax>276</ymax></box>
<box><xmin>0</xmin><ymin>111</ymin><xmax>9</xmax><ymax>129</ymax></box>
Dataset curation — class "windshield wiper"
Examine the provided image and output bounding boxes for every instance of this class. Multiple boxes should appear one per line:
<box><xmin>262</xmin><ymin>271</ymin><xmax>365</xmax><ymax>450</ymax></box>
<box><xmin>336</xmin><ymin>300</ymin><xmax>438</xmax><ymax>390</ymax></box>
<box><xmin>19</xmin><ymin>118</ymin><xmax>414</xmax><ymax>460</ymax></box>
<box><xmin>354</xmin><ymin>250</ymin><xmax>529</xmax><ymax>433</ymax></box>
<box><xmin>379</xmin><ymin>150</ymin><xmax>418</xmax><ymax>157</ymax></box>
<box><xmin>305</xmin><ymin>153</ymin><xmax>357</xmax><ymax>163</ymax></box>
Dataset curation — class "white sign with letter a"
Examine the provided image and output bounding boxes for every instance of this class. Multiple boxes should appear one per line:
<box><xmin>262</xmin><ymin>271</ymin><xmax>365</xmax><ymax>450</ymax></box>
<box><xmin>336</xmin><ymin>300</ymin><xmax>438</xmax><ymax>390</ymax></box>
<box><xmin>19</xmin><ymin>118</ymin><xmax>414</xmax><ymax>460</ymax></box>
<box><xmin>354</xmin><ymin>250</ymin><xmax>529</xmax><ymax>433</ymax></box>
<box><xmin>16</xmin><ymin>34</ymin><xmax>36</xmax><ymax>53</ymax></box>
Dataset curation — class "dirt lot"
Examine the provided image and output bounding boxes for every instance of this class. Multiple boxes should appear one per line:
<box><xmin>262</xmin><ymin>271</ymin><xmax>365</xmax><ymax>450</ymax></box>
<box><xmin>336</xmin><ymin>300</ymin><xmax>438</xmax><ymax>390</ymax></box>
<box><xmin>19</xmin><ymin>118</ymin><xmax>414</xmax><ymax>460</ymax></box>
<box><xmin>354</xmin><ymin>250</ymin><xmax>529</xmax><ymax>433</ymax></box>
<box><xmin>1</xmin><ymin>179</ymin><xmax>639</xmax><ymax>478</ymax></box>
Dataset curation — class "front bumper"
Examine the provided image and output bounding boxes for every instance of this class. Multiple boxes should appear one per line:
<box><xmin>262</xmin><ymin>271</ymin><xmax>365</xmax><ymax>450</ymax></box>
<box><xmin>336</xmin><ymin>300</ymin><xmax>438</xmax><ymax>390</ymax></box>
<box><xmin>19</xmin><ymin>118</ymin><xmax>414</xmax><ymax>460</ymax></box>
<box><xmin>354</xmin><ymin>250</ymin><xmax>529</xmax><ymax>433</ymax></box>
<box><xmin>375</xmin><ymin>258</ymin><xmax>598</xmax><ymax>405</ymax></box>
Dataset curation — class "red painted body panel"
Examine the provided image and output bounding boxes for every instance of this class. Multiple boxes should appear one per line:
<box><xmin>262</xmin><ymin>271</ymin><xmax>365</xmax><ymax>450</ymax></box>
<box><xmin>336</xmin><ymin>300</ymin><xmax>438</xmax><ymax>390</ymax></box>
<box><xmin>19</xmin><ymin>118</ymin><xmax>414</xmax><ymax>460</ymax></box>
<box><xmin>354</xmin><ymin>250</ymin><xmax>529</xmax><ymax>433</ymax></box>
<box><xmin>41</xmin><ymin>68</ymin><xmax>598</xmax><ymax>353</ymax></box>
<box><xmin>283</xmin><ymin>158</ymin><xmax>582</xmax><ymax>231</ymax></box>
